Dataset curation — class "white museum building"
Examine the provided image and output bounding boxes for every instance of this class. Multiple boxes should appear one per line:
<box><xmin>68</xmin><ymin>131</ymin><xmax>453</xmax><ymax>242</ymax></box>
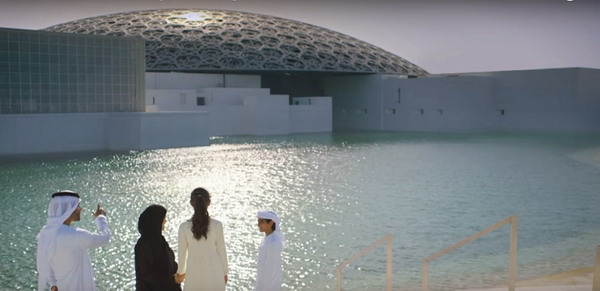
<box><xmin>1</xmin><ymin>9</ymin><xmax>599</xmax><ymax>155</ymax></box>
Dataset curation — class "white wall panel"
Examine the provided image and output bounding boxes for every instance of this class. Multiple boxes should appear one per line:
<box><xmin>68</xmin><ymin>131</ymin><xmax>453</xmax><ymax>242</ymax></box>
<box><xmin>1</xmin><ymin>112</ymin><xmax>209</xmax><ymax>155</ymax></box>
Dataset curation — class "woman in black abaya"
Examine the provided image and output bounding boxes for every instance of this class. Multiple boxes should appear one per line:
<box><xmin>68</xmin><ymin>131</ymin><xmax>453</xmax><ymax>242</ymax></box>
<box><xmin>135</xmin><ymin>204</ymin><xmax>183</xmax><ymax>291</ymax></box>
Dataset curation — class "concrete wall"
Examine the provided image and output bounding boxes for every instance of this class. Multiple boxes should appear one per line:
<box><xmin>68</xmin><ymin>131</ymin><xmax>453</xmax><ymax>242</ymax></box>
<box><xmin>201</xmin><ymin>88</ymin><xmax>271</xmax><ymax>106</ymax></box>
<box><xmin>200</xmin><ymin>90</ymin><xmax>290</xmax><ymax>136</ymax></box>
<box><xmin>225</xmin><ymin>74</ymin><xmax>263</xmax><ymax>88</ymax></box>
<box><xmin>575</xmin><ymin>68</ymin><xmax>600</xmax><ymax>130</ymax></box>
<box><xmin>244</xmin><ymin>94</ymin><xmax>290</xmax><ymax>135</ymax></box>
<box><xmin>290</xmin><ymin>97</ymin><xmax>332</xmax><ymax>133</ymax></box>
<box><xmin>207</xmin><ymin>106</ymin><xmax>246</xmax><ymax>136</ymax></box>
<box><xmin>481</xmin><ymin>68</ymin><xmax>600</xmax><ymax>131</ymax></box>
<box><xmin>323</xmin><ymin>74</ymin><xmax>383</xmax><ymax>131</ymax></box>
<box><xmin>381</xmin><ymin>75</ymin><xmax>494</xmax><ymax>132</ymax></box>
<box><xmin>0</xmin><ymin>113</ymin><xmax>108</xmax><ymax>154</ymax></box>
<box><xmin>487</xmin><ymin>68</ymin><xmax>578</xmax><ymax>130</ymax></box>
<box><xmin>0</xmin><ymin>112</ymin><xmax>209</xmax><ymax>155</ymax></box>
<box><xmin>146</xmin><ymin>86</ymin><xmax>332</xmax><ymax>136</ymax></box>
<box><xmin>147</xmin><ymin>89</ymin><xmax>199</xmax><ymax>110</ymax></box>
<box><xmin>107</xmin><ymin>112</ymin><xmax>209</xmax><ymax>151</ymax></box>
<box><xmin>324</xmin><ymin>74</ymin><xmax>495</xmax><ymax>132</ymax></box>
<box><xmin>324</xmin><ymin>68</ymin><xmax>600</xmax><ymax>132</ymax></box>
<box><xmin>145</xmin><ymin>72</ymin><xmax>261</xmax><ymax>90</ymax></box>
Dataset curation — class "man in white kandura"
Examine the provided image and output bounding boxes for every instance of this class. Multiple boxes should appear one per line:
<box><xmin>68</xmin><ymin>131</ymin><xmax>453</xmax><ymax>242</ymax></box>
<box><xmin>255</xmin><ymin>210</ymin><xmax>285</xmax><ymax>291</ymax></box>
<box><xmin>36</xmin><ymin>191</ymin><xmax>111</xmax><ymax>291</ymax></box>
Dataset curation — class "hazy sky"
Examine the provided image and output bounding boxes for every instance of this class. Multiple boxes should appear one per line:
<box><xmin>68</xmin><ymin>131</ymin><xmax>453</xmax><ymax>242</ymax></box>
<box><xmin>1</xmin><ymin>0</ymin><xmax>599</xmax><ymax>74</ymax></box>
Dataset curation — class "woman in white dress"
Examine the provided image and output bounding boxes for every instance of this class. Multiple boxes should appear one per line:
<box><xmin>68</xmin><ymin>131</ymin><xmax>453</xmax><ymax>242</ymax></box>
<box><xmin>176</xmin><ymin>187</ymin><xmax>229</xmax><ymax>291</ymax></box>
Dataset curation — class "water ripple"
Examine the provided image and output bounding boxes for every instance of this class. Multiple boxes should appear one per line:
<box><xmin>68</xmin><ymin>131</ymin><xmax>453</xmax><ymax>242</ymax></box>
<box><xmin>1</xmin><ymin>132</ymin><xmax>599</xmax><ymax>290</ymax></box>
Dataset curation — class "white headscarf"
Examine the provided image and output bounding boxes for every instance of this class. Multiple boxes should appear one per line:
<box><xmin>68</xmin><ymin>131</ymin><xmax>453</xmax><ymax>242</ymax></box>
<box><xmin>36</xmin><ymin>194</ymin><xmax>81</xmax><ymax>291</ymax></box>
<box><xmin>257</xmin><ymin>210</ymin><xmax>285</xmax><ymax>249</ymax></box>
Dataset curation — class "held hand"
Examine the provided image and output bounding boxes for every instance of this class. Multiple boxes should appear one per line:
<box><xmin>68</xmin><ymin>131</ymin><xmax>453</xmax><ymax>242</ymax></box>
<box><xmin>175</xmin><ymin>273</ymin><xmax>186</xmax><ymax>284</ymax></box>
<box><xmin>92</xmin><ymin>202</ymin><xmax>107</xmax><ymax>217</ymax></box>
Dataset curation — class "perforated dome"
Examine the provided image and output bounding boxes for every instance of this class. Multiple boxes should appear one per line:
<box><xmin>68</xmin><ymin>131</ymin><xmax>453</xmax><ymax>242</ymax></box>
<box><xmin>44</xmin><ymin>9</ymin><xmax>427</xmax><ymax>75</ymax></box>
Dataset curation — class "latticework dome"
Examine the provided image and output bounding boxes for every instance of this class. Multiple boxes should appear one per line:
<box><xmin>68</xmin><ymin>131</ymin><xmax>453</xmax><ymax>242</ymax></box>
<box><xmin>44</xmin><ymin>9</ymin><xmax>427</xmax><ymax>75</ymax></box>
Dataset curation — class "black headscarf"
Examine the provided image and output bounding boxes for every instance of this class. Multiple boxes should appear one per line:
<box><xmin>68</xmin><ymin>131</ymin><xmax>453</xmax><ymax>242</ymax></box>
<box><xmin>138</xmin><ymin>204</ymin><xmax>167</xmax><ymax>237</ymax></box>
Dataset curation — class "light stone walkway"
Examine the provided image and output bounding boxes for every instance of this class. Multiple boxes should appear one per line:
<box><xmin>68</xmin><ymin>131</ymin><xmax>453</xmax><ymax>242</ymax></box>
<box><xmin>458</xmin><ymin>285</ymin><xmax>591</xmax><ymax>291</ymax></box>
<box><xmin>458</xmin><ymin>266</ymin><xmax>595</xmax><ymax>291</ymax></box>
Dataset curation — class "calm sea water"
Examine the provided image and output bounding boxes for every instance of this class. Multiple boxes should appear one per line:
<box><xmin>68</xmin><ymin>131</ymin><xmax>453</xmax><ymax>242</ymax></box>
<box><xmin>1</xmin><ymin>132</ymin><xmax>599</xmax><ymax>290</ymax></box>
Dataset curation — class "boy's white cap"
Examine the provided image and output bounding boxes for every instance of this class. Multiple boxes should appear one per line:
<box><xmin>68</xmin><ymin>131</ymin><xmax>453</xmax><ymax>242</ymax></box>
<box><xmin>257</xmin><ymin>210</ymin><xmax>285</xmax><ymax>249</ymax></box>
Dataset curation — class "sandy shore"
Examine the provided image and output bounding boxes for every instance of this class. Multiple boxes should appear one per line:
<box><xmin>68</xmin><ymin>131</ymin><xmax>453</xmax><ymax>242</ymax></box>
<box><xmin>458</xmin><ymin>266</ymin><xmax>595</xmax><ymax>291</ymax></box>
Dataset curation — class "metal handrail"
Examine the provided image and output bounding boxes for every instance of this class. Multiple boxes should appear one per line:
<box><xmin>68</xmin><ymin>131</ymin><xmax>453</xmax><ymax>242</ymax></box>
<box><xmin>422</xmin><ymin>215</ymin><xmax>518</xmax><ymax>291</ymax></box>
<box><xmin>335</xmin><ymin>234</ymin><xmax>393</xmax><ymax>291</ymax></box>
<box><xmin>594</xmin><ymin>244</ymin><xmax>600</xmax><ymax>291</ymax></box>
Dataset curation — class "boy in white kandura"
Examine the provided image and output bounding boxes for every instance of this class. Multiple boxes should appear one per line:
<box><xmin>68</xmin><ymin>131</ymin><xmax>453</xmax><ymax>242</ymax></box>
<box><xmin>255</xmin><ymin>210</ymin><xmax>284</xmax><ymax>291</ymax></box>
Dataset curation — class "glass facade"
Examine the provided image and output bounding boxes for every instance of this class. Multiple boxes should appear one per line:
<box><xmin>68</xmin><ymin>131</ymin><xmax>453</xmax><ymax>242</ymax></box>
<box><xmin>0</xmin><ymin>28</ymin><xmax>145</xmax><ymax>114</ymax></box>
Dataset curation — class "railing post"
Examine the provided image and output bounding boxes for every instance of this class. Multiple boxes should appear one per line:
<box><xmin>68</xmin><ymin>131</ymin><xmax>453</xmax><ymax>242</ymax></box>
<box><xmin>386</xmin><ymin>235</ymin><xmax>393</xmax><ymax>291</ymax></box>
<box><xmin>594</xmin><ymin>244</ymin><xmax>600</xmax><ymax>291</ymax></box>
<box><xmin>335</xmin><ymin>234</ymin><xmax>393</xmax><ymax>291</ymax></box>
<box><xmin>336</xmin><ymin>267</ymin><xmax>342</xmax><ymax>291</ymax></box>
<box><xmin>508</xmin><ymin>215</ymin><xmax>518</xmax><ymax>291</ymax></box>
<box><xmin>422</xmin><ymin>261</ymin><xmax>429</xmax><ymax>291</ymax></box>
<box><xmin>421</xmin><ymin>216</ymin><xmax>517</xmax><ymax>291</ymax></box>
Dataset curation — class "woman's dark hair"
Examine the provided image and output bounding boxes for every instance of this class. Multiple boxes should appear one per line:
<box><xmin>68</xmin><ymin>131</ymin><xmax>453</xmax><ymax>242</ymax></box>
<box><xmin>190</xmin><ymin>187</ymin><xmax>211</xmax><ymax>240</ymax></box>
<box><xmin>138</xmin><ymin>204</ymin><xmax>167</xmax><ymax>237</ymax></box>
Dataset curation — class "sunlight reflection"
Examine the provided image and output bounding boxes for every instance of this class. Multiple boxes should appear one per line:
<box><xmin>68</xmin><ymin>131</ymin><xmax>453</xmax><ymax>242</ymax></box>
<box><xmin>1</xmin><ymin>133</ymin><xmax>599</xmax><ymax>290</ymax></box>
